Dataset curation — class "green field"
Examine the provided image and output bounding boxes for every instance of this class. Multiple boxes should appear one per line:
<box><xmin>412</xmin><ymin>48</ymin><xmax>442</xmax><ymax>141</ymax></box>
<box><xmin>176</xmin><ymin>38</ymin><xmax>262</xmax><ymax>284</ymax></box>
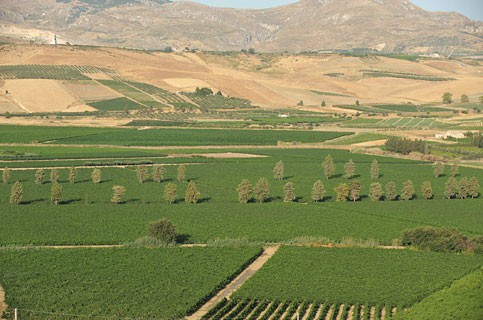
<box><xmin>87</xmin><ymin>97</ymin><xmax>143</xmax><ymax>111</ymax></box>
<box><xmin>395</xmin><ymin>269</ymin><xmax>483</xmax><ymax>320</ymax></box>
<box><xmin>0</xmin><ymin>125</ymin><xmax>350</xmax><ymax>146</ymax></box>
<box><xmin>0</xmin><ymin>149</ymin><xmax>481</xmax><ymax>246</ymax></box>
<box><xmin>233</xmin><ymin>247</ymin><xmax>483</xmax><ymax>307</ymax></box>
<box><xmin>326</xmin><ymin>132</ymin><xmax>389</xmax><ymax>145</ymax></box>
<box><xmin>0</xmin><ymin>247</ymin><xmax>261</xmax><ymax>319</ymax></box>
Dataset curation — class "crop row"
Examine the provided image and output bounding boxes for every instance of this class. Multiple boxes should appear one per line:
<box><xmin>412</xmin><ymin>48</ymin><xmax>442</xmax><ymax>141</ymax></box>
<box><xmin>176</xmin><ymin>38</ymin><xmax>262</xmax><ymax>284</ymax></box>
<box><xmin>182</xmin><ymin>93</ymin><xmax>253</xmax><ymax>109</ymax></box>
<box><xmin>126</xmin><ymin>81</ymin><xmax>186</xmax><ymax>104</ymax></box>
<box><xmin>203</xmin><ymin>299</ymin><xmax>396</xmax><ymax>320</ymax></box>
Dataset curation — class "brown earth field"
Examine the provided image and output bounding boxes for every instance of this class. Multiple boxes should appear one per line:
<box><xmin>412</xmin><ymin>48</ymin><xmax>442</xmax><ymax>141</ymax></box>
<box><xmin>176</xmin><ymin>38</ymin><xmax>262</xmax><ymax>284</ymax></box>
<box><xmin>0</xmin><ymin>44</ymin><xmax>482</xmax><ymax>113</ymax></box>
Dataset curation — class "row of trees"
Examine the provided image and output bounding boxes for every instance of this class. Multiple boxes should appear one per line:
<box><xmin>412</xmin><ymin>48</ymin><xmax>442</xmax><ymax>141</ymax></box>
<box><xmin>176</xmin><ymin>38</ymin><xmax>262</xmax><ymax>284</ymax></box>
<box><xmin>442</xmin><ymin>92</ymin><xmax>483</xmax><ymax>104</ymax></box>
<box><xmin>2</xmin><ymin>165</ymin><xmax>188</xmax><ymax>186</ymax></box>
<box><xmin>236</xmin><ymin>176</ymin><xmax>480</xmax><ymax>203</ymax></box>
<box><xmin>10</xmin><ymin>181</ymin><xmax>63</xmax><ymax>205</ymax></box>
<box><xmin>320</xmin><ymin>156</ymin><xmax>380</xmax><ymax>180</ymax></box>
<box><xmin>385</xmin><ymin>137</ymin><xmax>427</xmax><ymax>155</ymax></box>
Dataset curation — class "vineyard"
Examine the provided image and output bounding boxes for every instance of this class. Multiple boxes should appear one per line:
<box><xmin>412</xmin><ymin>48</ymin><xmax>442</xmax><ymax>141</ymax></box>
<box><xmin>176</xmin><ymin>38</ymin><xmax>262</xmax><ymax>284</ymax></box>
<box><xmin>0</xmin><ymin>65</ymin><xmax>114</xmax><ymax>80</ymax></box>
<box><xmin>203</xmin><ymin>299</ymin><xmax>395</xmax><ymax>320</ymax></box>
<box><xmin>126</xmin><ymin>81</ymin><xmax>187</xmax><ymax>104</ymax></box>
<box><xmin>361</xmin><ymin>70</ymin><xmax>455</xmax><ymax>82</ymax></box>
<box><xmin>182</xmin><ymin>92</ymin><xmax>253</xmax><ymax>109</ymax></box>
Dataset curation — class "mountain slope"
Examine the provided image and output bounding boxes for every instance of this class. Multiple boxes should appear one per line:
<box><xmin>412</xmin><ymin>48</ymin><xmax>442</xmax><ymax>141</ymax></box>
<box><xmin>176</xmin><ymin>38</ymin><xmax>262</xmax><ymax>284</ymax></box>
<box><xmin>0</xmin><ymin>0</ymin><xmax>481</xmax><ymax>54</ymax></box>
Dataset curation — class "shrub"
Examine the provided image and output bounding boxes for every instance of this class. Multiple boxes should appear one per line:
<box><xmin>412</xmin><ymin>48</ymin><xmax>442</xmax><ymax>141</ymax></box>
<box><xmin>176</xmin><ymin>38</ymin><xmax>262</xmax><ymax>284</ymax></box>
<box><xmin>401</xmin><ymin>227</ymin><xmax>469</xmax><ymax>253</ymax></box>
<box><xmin>148</xmin><ymin>218</ymin><xmax>178</xmax><ymax>245</ymax></box>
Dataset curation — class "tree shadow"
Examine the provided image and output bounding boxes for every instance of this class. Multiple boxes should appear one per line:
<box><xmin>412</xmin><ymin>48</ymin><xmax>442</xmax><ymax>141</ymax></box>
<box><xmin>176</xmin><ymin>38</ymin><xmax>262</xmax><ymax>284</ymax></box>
<box><xmin>22</xmin><ymin>199</ymin><xmax>45</xmax><ymax>205</ymax></box>
<box><xmin>61</xmin><ymin>199</ymin><xmax>83</xmax><ymax>205</ymax></box>
<box><xmin>283</xmin><ymin>176</ymin><xmax>294</xmax><ymax>180</ymax></box>
<box><xmin>198</xmin><ymin>197</ymin><xmax>212</xmax><ymax>204</ymax></box>
<box><xmin>125</xmin><ymin>198</ymin><xmax>141</xmax><ymax>204</ymax></box>
<box><xmin>331</xmin><ymin>174</ymin><xmax>343</xmax><ymax>179</ymax></box>
<box><xmin>294</xmin><ymin>196</ymin><xmax>304</xmax><ymax>202</ymax></box>
<box><xmin>176</xmin><ymin>234</ymin><xmax>191</xmax><ymax>244</ymax></box>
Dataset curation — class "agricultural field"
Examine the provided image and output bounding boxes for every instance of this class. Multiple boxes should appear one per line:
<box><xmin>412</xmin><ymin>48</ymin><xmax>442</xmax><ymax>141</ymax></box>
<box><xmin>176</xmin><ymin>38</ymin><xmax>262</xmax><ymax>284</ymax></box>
<box><xmin>0</xmin><ymin>125</ymin><xmax>350</xmax><ymax>146</ymax></box>
<box><xmin>231</xmin><ymin>247</ymin><xmax>483</xmax><ymax>316</ymax></box>
<box><xmin>87</xmin><ymin>97</ymin><xmax>142</xmax><ymax>111</ymax></box>
<box><xmin>182</xmin><ymin>92</ymin><xmax>253</xmax><ymax>110</ymax></box>
<box><xmin>0</xmin><ymin>247</ymin><xmax>262</xmax><ymax>319</ymax></box>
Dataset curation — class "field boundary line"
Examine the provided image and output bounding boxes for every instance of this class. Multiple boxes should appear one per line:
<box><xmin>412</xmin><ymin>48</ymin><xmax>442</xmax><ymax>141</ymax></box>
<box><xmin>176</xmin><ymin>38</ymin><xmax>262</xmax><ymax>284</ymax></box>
<box><xmin>186</xmin><ymin>245</ymin><xmax>280</xmax><ymax>320</ymax></box>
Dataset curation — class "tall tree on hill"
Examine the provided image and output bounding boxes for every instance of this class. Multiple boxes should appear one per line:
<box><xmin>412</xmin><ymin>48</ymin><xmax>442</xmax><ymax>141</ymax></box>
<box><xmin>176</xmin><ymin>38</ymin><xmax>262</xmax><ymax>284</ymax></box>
<box><xmin>468</xmin><ymin>177</ymin><xmax>480</xmax><ymax>199</ymax></box>
<box><xmin>237</xmin><ymin>179</ymin><xmax>252</xmax><ymax>204</ymax></box>
<box><xmin>369</xmin><ymin>182</ymin><xmax>383</xmax><ymax>201</ymax></box>
<box><xmin>2</xmin><ymin>167</ymin><xmax>10</xmax><ymax>184</ymax></box>
<box><xmin>442</xmin><ymin>92</ymin><xmax>453</xmax><ymax>104</ymax></box>
<box><xmin>283</xmin><ymin>182</ymin><xmax>295</xmax><ymax>202</ymax></box>
<box><xmin>344</xmin><ymin>159</ymin><xmax>356</xmax><ymax>179</ymax></box>
<box><xmin>273</xmin><ymin>160</ymin><xmax>285</xmax><ymax>181</ymax></box>
<box><xmin>322</xmin><ymin>154</ymin><xmax>336</xmax><ymax>180</ymax></box>
<box><xmin>349</xmin><ymin>180</ymin><xmax>362</xmax><ymax>202</ymax></box>
<box><xmin>334</xmin><ymin>183</ymin><xmax>349</xmax><ymax>202</ymax></box>
<box><xmin>185</xmin><ymin>181</ymin><xmax>201</xmax><ymax>204</ymax></box>
<box><xmin>91</xmin><ymin>168</ymin><xmax>102</xmax><ymax>184</ymax></box>
<box><xmin>50</xmin><ymin>169</ymin><xmax>59</xmax><ymax>184</ymax></box>
<box><xmin>311</xmin><ymin>180</ymin><xmax>326</xmax><ymax>202</ymax></box>
<box><xmin>400</xmin><ymin>180</ymin><xmax>415</xmax><ymax>201</ymax></box>
<box><xmin>9</xmin><ymin>181</ymin><xmax>23</xmax><ymax>205</ymax></box>
<box><xmin>254</xmin><ymin>178</ymin><xmax>270</xmax><ymax>203</ymax></box>
<box><xmin>433</xmin><ymin>161</ymin><xmax>444</xmax><ymax>178</ymax></box>
<box><xmin>177</xmin><ymin>165</ymin><xmax>187</xmax><ymax>183</ymax></box>
<box><xmin>51</xmin><ymin>182</ymin><xmax>63</xmax><ymax>205</ymax></box>
<box><xmin>385</xmin><ymin>181</ymin><xmax>398</xmax><ymax>201</ymax></box>
<box><xmin>136</xmin><ymin>166</ymin><xmax>149</xmax><ymax>184</ymax></box>
<box><xmin>370</xmin><ymin>159</ymin><xmax>380</xmax><ymax>180</ymax></box>
<box><xmin>152</xmin><ymin>165</ymin><xmax>166</xmax><ymax>183</ymax></box>
<box><xmin>444</xmin><ymin>177</ymin><xmax>458</xmax><ymax>199</ymax></box>
<box><xmin>35</xmin><ymin>169</ymin><xmax>45</xmax><ymax>185</ymax></box>
<box><xmin>461</xmin><ymin>94</ymin><xmax>469</xmax><ymax>103</ymax></box>
<box><xmin>421</xmin><ymin>181</ymin><xmax>433</xmax><ymax>200</ymax></box>
<box><xmin>68</xmin><ymin>167</ymin><xmax>77</xmax><ymax>184</ymax></box>
<box><xmin>111</xmin><ymin>186</ymin><xmax>126</xmax><ymax>204</ymax></box>
<box><xmin>164</xmin><ymin>183</ymin><xmax>177</xmax><ymax>204</ymax></box>
<box><xmin>457</xmin><ymin>177</ymin><xmax>470</xmax><ymax>199</ymax></box>
<box><xmin>450</xmin><ymin>163</ymin><xmax>459</xmax><ymax>178</ymax></box>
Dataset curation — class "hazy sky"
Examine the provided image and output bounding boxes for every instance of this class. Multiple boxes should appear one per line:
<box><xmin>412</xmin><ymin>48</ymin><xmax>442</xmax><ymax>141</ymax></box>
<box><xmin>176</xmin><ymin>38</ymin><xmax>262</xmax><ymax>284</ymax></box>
<box><xmin>175</xmin><ymin>0</ymin><xmax>483</xmax><ymax>21</ymax></box>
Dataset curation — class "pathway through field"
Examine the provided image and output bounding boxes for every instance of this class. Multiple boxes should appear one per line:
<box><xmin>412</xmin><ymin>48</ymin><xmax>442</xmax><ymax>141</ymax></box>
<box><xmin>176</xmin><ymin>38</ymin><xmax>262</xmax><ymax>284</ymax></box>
<box><xmin>186</xmin><ymin>245</ymin><xmax>280</xmax><ymax>320</ymax></box>
<box><xmin>0</xmin><ymin>284</ymin><xmax>6</xmax><ymax>318</ymax></box>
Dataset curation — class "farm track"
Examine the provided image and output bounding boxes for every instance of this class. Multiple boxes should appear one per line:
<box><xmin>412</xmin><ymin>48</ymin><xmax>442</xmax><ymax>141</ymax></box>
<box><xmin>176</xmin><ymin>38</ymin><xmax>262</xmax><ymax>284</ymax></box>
<box><xmin>186</xmin><ymin>245</ymin><xmax>280</xmax><ymax>320</ymax></box>
<box><xmin>0</xmin><ymin>284</ymin><xmax>6</xmax><ymax>318</ymax></box>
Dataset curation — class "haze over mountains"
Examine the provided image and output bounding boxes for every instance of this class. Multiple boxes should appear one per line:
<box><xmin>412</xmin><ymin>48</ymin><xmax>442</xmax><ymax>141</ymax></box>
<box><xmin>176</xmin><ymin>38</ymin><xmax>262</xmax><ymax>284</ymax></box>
<box><xmin>0</xmin><ymin>0</ymin><xmax>482</xmax><ymax>54</ymax></box>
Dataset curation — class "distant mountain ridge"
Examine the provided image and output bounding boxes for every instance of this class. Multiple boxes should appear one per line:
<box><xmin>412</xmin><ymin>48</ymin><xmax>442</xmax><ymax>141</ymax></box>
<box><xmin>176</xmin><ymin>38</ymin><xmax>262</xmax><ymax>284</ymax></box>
<box><xmin>0</xmin><ymin>0</ymin><xmax>482</xmax><ymax>54</ymax></box>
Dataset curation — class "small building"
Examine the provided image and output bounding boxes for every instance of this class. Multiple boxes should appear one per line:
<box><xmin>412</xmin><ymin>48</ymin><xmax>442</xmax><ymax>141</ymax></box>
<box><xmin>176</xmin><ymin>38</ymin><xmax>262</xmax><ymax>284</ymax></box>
<box><xmin>278</xmin><ymin>114</ymin><xmax>289</xmax><ymax>118</ymax></box>
<box><xmin>435</xmin><ymin>131</ymin><xmax>466</xmax><ymax>139</ymax></box>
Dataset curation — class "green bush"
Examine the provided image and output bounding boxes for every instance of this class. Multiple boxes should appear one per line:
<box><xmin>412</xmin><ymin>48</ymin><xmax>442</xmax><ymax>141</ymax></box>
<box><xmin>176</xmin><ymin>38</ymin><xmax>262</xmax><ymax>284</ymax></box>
<box><xmin>148</xmin><ymin>218</ymin><xmax>178</xmax><ymax>245</ymax></box>
<box><xmin>401</xmin><ymin>227</ymin><xmax>468</xmax><ymax>253</ymax></box>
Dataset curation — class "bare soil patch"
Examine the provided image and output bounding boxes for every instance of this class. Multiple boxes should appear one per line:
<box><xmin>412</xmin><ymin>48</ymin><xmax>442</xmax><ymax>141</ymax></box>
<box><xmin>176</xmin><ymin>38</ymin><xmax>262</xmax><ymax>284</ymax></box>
<box><xmin>0</xmin><ymin>284</ymin><xmax>6</xmax><ymax>318</ymax></box>
<box><xmin>61</xmin><ymin>81</ymin><xmax>120</xmax><ymax>101</ymax></box>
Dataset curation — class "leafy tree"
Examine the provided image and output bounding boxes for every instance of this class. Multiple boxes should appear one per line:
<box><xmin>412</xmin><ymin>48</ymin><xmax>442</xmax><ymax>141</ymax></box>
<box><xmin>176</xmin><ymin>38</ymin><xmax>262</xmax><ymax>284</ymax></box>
<box><xmin>254</xmin><ymin>178</ymin><xmax>270</xmax><ymax>203</ymax></box>
<box><xmin>9</xmin><ymin>181</ymin><xmax>23</xmax><ymax>205</ymax></box>
<box><xmin>433</xmin><ymin>161</ymin><xmax>445</xmax><ymax>178</ymax></box>
<box><xmin>385</xmin><ymin>137</ymin><xmax>426</xmax><ymax>155</ymax></box>
<box><xmin>444</xmin><ymin>177</ymin><xmax>458</xmax><ymax>199</ymax></box>
<box><xmin>344</xmin><ymin>159</ymin><xmax>356</xmax><ymax>179</ymax></box>
<box><xmin>51</xmin><ymin>182</ymin><xmax>63</xmax><ymax>205</ymax></box>
<box><xmin>35</xmin><ymin>169</ymin><xmax>45</xmax><ymax>185</ymax></box>
<box><xmin>322</xmin><ymin>154</ymin><xmax>336</xmax><ymax>179</ymax></box>
<box><xmin>421</xmin><ymin>181</ymin><xmax>433</xmax><ymax>200</ymax></box>
<box><xmin>442</xmin><ymin>92</ymin><xmax>453</xmax><ymax>104</ymax></box>
<box><xmin>273</xmin><ymin>160</ymin><xmax>284</xmax><ymax>181</ymax></box>
<box><xmin>91</xmin><ymin>168</ymin><xmax>102</xmax><ymax>184</ymax></box>
<box><xmin>152</xmin><ymin>165</ymin><xmax>166</xmax><ymax>183</ymax></box>
<box><xmin>2</xmin><ymin>167</ymin><xmax>10</xmax><ymax>184</ymax></box>
<box><xmin>321</xmin><ymin>101</ymin><xmax>326</xmax><ymax>107</ymax></box>
<box><xmin>461</xmin><ymin>94</ymin><xmax>469</xmax><ymax>103</ymax></box>
<box><xmin>297</xmin><ymin>100</ymin><xmax>304</xmax><ymax>106</ymax></box>
<box><xmin>283</xmin><ymin>182</ymin><xmax>295</xmax><ymax>202</ymax></box>
<box><xmin>480</xmin><ymin>96</ymin><xmax>483</xmax><ymax>104</ymax></box>
<box><xmin>195</xmin><ymin>87</ymin><xmax>213</xmax><ymax>96</ymax></box>
<box><xmin>111</xmin><ymin>186</ymin><xmax>126</xmax><ymax>204</ymax></box>
<box><xmin>468</xmin><ymin>177</ymin><xmax>480</xmax><ymax>198</ymax></box>
<box><xmin>185</xmin><ymin>181</ymin><xmax>201</xmax><ymax>204</ymax></box>
<box><xmin>50</xmin><ymin>169</ymin><xmax>59</xmax><ymax>184</ymax></box>
<box><xmin>149</xmin><ymin>218</ymin><xmax>178</xmax><ymax>245</ymax></box>
<box><xmin>400</xmin><ymin>180</ymin><xmax>415</xmax><ymax>201</ymax></box>
<box><xmin>311</xmin><ymin>180</ymin><xmax>326</xmax><ymax>202</ymax></box>
<box><xmin>349</xmin><ymin>180</ymin><xmax>362</xmax><ymax>202</ymax></box>
<box><xmin>385</xmin><ymin>181</ymin><xmax>398</xmax><ymax>201</ymax></box>
<box><xmin>163</xmin><ymin>183</ymin><xmax>177</xmax><ymax>204</ymax></box>
<box><xmin>136</xmin><ymin>166</ymin><xmax>149</xmax><ymax>184</ymax></box>
<box><xmin>177</xmin><ymin>165</ymin><xmax>187</xmax><ymax>182</ymax></box>
<box><xmin>334</xmin><ymin>183</ymin><xmax>349</xmax><ymax>202</ymax></box>
<box><xmin>68</xmin><ymin>167</ymin><xmax>77</xmax><ymax>184</ymax></box>
<box><xmin>248</xmin><ymin>48</ymin><xmax>256</xmax><ymax>54</ymax></box>
<box><xmin>369</xmin><ymin>182</ymin><xmax>383</xmax><ymax>201</ymax></box>
<box><xmin>370</xmin><ymin>159</ymin><xmax>379</xmax><ymax>180</ymax></box>
<box><xmin>355</xmin><ymin>100</ymin><xmax>360</xmax><ymax>106</ymax></box>
<box><xmin>237</xmin><ymin>179</ymin><xmax>252</xmax><ymax>204</ymax></box>
<box><xmin>450</xmin><ymin>163</ymin><xmax>459</xmax><ymax>177</ymax></box>
<box><xmin>457</xmin><ymin>177</ymin><xmax>470</xmax><ymax>199</ymax></box>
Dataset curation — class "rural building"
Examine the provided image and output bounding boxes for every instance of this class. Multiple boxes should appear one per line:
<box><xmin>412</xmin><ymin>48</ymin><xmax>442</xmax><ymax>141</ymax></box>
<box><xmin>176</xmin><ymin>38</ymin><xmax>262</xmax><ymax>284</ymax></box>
<box><xmin>435</xmin><ymin>131</ymin><xmax>466</xmax><ymax>139</ymax></box>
